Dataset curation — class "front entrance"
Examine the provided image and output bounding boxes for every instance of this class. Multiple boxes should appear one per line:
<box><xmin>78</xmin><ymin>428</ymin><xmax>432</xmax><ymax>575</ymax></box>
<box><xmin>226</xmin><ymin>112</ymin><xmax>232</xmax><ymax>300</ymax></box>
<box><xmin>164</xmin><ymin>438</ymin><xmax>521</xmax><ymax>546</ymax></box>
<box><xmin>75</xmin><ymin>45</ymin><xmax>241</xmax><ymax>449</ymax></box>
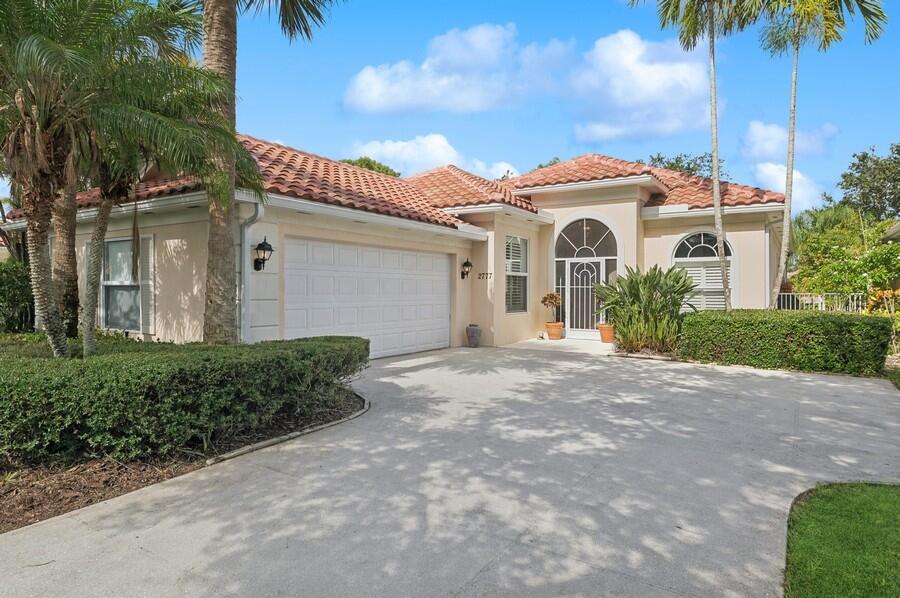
<box><xmin>554</xmin><ymin>219</ymin><xmax>617</xmax><ymax>340</ymax></box>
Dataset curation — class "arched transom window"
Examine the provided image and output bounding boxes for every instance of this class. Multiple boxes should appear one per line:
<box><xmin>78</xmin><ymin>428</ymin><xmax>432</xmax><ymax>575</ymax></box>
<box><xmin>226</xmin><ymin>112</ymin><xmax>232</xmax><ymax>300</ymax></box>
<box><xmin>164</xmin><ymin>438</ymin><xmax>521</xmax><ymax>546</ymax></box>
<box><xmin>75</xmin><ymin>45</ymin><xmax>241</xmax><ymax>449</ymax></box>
<box><xmin>673</xmin><ymin>232</ymin><xmax>733</xmax><ymax>310</ymax></box>
<box><xmin>555</xmin><ymin>219</ymin><xmax>617</xmax><ymax>259</ymax></box>
<box><xmin>674</xmin><ymin>232</ymin><xmax>732</xmax><ymax>259</ymax></box>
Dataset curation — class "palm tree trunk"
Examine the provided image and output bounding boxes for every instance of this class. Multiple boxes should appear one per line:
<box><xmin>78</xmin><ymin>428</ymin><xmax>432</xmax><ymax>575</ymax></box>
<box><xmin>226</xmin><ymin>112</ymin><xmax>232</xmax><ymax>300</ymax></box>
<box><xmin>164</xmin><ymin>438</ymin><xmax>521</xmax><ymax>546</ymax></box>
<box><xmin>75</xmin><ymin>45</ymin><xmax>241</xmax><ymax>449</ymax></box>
<box><xmin>707</xmin><ymin>8</ymin><xmax>731</xmax><ymax>311</ymax></box>
<box><xmin>52</xmin><ymin>183</ymin><xmax>80</xmax><ymax>337</ymax></box>
<box><xmin>23</xmin><ymin>182</ymin><xmax>69</xmax><ymax>357</ymax></box>
<box><xmin>768</xmin><ymin>38</ymin><xmax>799</xmax><ymax>309</ymax></box>
<box><xmin>202</xmin><ymin>0</ymin><xmax>238</xmax><ymax>344</ymax></box>
<box><xmin>80</xmin><ymin>193</ymin><xmax>114</xmax><ymax>357</ymax></box>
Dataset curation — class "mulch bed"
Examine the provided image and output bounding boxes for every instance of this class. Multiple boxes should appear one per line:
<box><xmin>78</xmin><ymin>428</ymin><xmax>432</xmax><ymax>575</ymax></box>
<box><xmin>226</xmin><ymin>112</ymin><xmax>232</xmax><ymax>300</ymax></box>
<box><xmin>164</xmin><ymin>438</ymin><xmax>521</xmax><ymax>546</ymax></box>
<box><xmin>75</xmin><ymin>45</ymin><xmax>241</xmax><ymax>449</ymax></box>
<box><xmin>0</xmin><ymin>390</ymin><xmax>364</xmax><ymax>535</ymax></box>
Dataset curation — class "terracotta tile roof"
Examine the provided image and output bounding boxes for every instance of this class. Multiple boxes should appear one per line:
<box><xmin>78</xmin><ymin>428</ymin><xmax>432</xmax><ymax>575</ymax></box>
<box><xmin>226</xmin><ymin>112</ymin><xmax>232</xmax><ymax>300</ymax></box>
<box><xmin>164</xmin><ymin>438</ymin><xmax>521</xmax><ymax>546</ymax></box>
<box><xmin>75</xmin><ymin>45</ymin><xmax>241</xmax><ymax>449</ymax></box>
<box><xmin>405</xmin><ymin>165</ymin><xmax>536</xmax><ymax>213</ymax></box>
<box><xmin>7</xmin><ymin>135</ymin><xmax>462</xmax><ymax>228</ymax></box>
<box><xmin>239</xmin><ymin>135</ymin><xmax>461</xmax><ymax>228</ymax></box>
<box><xmin>507</xmin><ymin>153</ymin><xmax>784</xmax><ymax>210</ymax></box>
<box><xmin>5</xmin><ymin>177</ymin><xmax>202</xmax><ymax>219</ymax></box>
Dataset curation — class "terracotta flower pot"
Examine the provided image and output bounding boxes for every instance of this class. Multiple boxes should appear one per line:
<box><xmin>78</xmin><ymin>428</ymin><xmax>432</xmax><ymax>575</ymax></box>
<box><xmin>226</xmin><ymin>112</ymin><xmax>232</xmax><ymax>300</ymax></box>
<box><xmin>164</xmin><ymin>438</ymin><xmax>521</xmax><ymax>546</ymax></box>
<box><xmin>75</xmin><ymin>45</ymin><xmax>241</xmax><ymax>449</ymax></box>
<box><xmin>545</xmin><ymin>321</ymin><xmax>564</xmax><ymax>340</ymax></box>
<box><xmin>597</xmin><ymin>322</ymin><xmax>615</xmax><ymax>343</ymax></box>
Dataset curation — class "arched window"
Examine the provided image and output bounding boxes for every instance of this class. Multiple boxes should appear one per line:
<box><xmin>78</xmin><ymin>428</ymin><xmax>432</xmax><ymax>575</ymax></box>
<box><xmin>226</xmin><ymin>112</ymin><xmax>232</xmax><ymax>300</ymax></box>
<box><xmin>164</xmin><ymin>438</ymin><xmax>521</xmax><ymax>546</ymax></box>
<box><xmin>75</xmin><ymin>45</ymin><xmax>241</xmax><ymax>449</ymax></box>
<box><xmin>673</xmin><ymin>232</ymin><xmax>733</xmax><ymax>310</ymax></box>
<box><xmin>555</xmin><ymin>219</ymin><xmax>617</xmax><ymax>258</ymax></box>
<box><xmin>674</xmin><ymin>232</ymin><xmax>732</xmax><ymax>259</ymax></box>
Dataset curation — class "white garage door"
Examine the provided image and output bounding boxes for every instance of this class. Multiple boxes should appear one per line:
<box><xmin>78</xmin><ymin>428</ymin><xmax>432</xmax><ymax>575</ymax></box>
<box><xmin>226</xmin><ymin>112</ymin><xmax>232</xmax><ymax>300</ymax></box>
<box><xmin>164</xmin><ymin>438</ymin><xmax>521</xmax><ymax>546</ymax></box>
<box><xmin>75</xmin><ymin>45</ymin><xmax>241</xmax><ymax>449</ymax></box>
<box><xmin>283</xmin><ymin>238</ymin><xmax>451</xmax><ymax>358</ymax></box>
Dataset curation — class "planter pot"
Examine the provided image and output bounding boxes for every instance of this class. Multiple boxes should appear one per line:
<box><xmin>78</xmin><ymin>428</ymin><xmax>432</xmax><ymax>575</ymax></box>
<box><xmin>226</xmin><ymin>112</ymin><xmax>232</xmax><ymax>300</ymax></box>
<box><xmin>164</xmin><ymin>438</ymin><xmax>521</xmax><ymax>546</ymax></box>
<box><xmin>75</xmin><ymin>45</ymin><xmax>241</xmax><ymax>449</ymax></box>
<box><xmin>545</xmin><ymin>321</ymin><xmax>564</xmax><ymax>341</ymax></box>
<box><xmin>596</xmin><ymin>323</ymin><xmax>615</xmax><ymax>343</ymax></box>
<box><xmin>465</xmin><ymin>323</ymin><xmax>481</xmax><ymax>348</ymax></box>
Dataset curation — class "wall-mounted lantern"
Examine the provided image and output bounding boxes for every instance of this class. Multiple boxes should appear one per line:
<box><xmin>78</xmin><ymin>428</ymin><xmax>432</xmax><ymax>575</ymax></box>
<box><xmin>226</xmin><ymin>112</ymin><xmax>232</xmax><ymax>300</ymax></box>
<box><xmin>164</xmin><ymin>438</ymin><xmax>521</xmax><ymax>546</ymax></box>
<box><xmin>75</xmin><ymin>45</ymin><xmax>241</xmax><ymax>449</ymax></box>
<box><xmin>461</xmin><ymin>258</ymin><xmax>473</xmax><ymax>280</ymax></box>
<box><xmin>253</xmin><ymin>237</ymin><xmax>274</xmax><ymax>271</ymax></box>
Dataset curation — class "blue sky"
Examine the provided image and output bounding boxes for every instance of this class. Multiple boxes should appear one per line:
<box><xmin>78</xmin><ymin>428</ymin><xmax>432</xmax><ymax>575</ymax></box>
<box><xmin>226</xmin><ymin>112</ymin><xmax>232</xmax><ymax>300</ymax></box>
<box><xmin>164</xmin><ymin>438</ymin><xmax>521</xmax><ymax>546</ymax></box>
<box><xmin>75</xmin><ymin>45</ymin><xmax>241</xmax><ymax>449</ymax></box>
<box><xmin>3</xmin><ymin>0</ymin><xmax>897</xmax><ymax>213</ymax></box>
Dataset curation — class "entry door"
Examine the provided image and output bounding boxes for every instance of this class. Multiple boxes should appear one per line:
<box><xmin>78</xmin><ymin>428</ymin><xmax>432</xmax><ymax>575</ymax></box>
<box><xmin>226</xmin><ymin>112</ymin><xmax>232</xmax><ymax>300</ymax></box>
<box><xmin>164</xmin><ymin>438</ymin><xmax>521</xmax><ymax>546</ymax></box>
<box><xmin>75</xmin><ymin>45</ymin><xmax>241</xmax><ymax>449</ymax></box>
<box><xmin>283</xmin><ymin>238</ymin><xmax>451</xmax><ymax>358</ymax></box>
<box><xmin>565</xmin><ymin>259</ymin><xmax>605</xmax><ymax>340</ymax></box>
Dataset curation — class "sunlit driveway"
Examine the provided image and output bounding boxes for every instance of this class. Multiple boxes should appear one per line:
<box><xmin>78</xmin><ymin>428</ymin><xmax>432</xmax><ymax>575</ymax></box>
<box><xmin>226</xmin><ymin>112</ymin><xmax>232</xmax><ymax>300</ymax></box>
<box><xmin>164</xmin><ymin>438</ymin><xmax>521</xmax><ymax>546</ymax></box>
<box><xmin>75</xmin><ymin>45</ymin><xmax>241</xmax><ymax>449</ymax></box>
<box><xmin>2</xmin><ymin>346</ymin><xmax>899</xmax><ymax>597</ymax></box>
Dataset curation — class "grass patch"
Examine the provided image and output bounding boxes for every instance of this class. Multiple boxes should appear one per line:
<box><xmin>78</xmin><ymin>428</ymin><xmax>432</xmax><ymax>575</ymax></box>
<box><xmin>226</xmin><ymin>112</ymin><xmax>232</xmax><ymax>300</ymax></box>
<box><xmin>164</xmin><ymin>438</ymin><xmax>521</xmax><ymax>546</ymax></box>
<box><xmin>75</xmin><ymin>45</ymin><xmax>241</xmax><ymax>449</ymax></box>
<box><xmin>785</xmin><ymin>483</ymin><xmax>900</xmax><ymax>597</ymax></box>
<box><xmin>883</xmin><ymin>363</ymin><xmax>900</xmax><ymax>390</ymax></box>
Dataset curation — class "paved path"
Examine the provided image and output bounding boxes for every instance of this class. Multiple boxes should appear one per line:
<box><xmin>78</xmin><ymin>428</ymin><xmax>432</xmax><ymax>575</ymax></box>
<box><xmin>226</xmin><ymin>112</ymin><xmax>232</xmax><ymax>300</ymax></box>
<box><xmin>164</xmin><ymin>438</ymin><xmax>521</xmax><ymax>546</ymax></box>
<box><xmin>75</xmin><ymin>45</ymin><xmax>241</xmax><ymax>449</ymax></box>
<box><xmin>2</xmin><ymin>346</ymin><xmax>898</xmax><ymax>597</ymax></box>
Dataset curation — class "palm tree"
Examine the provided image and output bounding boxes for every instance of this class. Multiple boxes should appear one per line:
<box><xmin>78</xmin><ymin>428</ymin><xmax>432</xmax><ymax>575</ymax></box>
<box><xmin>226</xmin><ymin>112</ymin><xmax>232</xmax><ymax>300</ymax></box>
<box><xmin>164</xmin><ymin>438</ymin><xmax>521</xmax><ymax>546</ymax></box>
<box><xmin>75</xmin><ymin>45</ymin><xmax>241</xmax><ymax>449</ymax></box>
<box><xmin>201</xmin><ymin>0</ymin><xmax>336</xmax><ymax>344</ymax></box>
<box><xmin>631</xmin><ymin>1</ymin><xmax>750</xmax><ymax>310</ymax></box>
<box><xmin>0</xmin><ymin>0</ymin><xmax>261</xmax><ymax>357</ymax></box>
<box><xmin>80</xmin><ymin>62</ymin><xmax>265</xmax><ymax>356</ymax></box>
<box><xmin>759</xmin><ymin>0</ymin><xmax>887</xmax><ymax>308</ymax></box>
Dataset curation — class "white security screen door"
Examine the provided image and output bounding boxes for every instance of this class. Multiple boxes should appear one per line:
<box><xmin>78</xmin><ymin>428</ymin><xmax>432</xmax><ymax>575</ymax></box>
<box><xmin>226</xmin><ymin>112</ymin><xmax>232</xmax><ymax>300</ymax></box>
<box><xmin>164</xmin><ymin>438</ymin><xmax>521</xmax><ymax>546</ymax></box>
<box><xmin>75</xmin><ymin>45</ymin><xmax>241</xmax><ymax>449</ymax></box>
<box><xmin>554</xmin><ymin>219</ymin><xmax>618</xmax><ymax>340</ymax></box>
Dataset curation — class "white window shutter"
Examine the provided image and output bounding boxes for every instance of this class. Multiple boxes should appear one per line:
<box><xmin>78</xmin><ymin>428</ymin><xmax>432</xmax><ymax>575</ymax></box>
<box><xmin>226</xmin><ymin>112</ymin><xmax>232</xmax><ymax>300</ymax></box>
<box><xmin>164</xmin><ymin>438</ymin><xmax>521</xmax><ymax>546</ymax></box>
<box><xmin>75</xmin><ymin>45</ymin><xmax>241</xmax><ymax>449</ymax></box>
<box><xmin>140</xmin><ymin>235</ymin><xmax>155</xmax><ymax>335</ymax></box>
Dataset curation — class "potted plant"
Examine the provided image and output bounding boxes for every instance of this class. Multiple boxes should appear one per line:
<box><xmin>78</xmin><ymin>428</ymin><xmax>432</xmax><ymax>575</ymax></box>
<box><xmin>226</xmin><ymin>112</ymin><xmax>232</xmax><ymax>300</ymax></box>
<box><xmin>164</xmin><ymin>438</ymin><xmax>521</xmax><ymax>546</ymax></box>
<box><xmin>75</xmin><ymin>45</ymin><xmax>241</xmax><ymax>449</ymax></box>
<box><xmin>596</xmin><ymin>320</ymin><xmax>615</xmax><ymax>343</ymax></box>
<box><xmin>540</xmin><ymin>292</ymin><xmax>563</xmax><ymax>340</ymax></box>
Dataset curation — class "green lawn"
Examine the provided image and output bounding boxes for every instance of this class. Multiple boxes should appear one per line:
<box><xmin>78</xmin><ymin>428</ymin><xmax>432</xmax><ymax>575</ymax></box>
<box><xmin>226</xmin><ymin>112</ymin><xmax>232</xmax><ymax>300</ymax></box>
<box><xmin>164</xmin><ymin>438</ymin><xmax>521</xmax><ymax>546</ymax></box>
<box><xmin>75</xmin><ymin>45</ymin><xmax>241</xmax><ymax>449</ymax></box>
<box><xmin>884</xmin><ymin>364</ymin><xmax>900</xmax><ymax>391</ymax></box>
<box><xmin>785</xmin><ymin>483</ymin><xmax>900</xmax><ymax>597</ymax></box>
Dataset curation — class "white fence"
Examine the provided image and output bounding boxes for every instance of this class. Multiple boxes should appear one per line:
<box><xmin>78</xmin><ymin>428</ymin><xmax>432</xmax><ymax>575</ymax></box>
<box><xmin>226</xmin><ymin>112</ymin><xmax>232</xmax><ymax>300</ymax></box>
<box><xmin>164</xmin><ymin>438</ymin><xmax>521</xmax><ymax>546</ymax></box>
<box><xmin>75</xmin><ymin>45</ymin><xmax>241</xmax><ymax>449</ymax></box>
<box><xmin>775</xmin><ymin>293</ymin><xmax>866</xmax><ymax>313</ymax></box>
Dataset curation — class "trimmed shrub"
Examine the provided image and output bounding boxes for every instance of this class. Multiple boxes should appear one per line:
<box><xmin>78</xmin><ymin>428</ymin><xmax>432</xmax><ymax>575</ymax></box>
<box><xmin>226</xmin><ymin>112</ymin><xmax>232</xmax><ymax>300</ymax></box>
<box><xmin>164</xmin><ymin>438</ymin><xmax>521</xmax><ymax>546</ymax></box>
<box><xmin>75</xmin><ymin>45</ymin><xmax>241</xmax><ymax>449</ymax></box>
<box><xmin>0</xmin><ymin>336</ymin><xmax>368</xmax><ymax>462</ymax></box>
<box><xmin>0</xmin><ymin>260</ymin><xmax>32</xmax><ymax>332</ymax></box>
<box><xmin>676</xmin><ymin>310</ymin><xmax>891</xmax><ymax>375</ymax></box>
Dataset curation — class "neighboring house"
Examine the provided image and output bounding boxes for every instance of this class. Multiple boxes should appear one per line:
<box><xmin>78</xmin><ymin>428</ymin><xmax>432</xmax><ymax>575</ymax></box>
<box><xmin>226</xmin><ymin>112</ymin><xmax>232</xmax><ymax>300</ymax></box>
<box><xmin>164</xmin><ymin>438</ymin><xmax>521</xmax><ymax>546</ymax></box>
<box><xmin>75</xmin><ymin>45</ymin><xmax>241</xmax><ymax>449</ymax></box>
<box><xmin>2</xmin><ymin>135</ymin><xmax>784</xmax><ymax>358</ymax></box>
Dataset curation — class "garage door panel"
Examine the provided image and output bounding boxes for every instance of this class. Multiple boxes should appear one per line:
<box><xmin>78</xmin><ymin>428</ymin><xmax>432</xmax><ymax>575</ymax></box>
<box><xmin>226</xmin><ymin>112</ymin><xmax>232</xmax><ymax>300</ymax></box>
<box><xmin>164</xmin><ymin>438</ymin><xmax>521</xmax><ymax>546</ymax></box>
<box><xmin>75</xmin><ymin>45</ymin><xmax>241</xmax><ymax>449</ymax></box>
<box><xmin>283</xmin><ymin>239</ymin><xmax>451</xmax><ymax>358</ymax></box>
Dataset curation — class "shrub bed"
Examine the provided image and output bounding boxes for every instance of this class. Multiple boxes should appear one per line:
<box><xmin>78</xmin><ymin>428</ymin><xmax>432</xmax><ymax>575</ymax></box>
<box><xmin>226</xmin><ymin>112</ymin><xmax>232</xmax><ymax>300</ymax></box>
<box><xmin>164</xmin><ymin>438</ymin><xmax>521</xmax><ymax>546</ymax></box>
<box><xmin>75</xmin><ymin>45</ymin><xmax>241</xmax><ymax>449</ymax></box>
<box><xmin>676</xmin><ymin>310</ymin><xmax>891</xmax><ymax>375</ymax></box>
<box><xmin>0</xmin><ymin>336</ymin><xmax>368</xmax><ymax>462</ymax></box>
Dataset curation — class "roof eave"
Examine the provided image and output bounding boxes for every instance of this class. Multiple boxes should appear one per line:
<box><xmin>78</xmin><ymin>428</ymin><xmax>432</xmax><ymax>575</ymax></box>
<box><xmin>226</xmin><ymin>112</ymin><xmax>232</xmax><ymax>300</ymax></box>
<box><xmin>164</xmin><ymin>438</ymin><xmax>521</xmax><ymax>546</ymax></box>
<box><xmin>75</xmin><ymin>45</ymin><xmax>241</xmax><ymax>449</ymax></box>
<box><xmin>641</xmin><ymin>203</ymin><xmax>785</xmax><ymax>220</ymax></box>
<box><xmin>239</xmin><ymin>189</ymin><xmax>489</xmax><ymax>241</ymax></box>
<box><xmin>512</xmin><ymin>174</ymin><xmax>668</xmax><ymax>196</ymax></box>
<box><xmin>441</xmin><ymin>203</ymin><xmax>554</xmax><ymax>224</ymax></box>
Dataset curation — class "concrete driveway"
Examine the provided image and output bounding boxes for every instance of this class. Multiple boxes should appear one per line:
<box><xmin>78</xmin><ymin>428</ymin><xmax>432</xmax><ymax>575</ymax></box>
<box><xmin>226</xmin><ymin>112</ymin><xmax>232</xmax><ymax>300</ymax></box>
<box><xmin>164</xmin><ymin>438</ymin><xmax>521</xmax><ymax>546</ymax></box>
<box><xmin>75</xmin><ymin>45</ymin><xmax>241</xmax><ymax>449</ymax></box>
<box><xmin>2</xmin><ymin>346</ymin><xmax>898</xmax><ymax>598</ymax></box>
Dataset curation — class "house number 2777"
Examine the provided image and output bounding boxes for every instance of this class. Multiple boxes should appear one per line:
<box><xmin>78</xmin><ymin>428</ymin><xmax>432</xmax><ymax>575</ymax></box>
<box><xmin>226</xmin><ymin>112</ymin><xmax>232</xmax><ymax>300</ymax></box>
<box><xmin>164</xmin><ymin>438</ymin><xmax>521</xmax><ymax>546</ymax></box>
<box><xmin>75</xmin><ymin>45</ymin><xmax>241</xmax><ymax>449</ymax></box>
<box><xmin>477</xmin><ymin>272</ymin><xmax>492</xmax><ymax>280</ymax></box>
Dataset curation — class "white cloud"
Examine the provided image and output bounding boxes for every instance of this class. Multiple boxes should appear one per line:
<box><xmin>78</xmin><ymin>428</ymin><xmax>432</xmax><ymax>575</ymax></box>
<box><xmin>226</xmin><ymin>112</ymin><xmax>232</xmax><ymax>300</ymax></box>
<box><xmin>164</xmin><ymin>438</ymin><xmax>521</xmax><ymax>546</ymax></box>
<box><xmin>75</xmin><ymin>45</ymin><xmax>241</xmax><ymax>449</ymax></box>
<box><xmin>349</xmin><ymin>134</ymin><xmax>518</xmax><ymax>179</ymax></box>
<box><xmin>742</xmin><ymin>120</ymin><xmax>837</xmax><ymax>159</ymax></box>
<box><xmin>346</xmin><ymin>26</ymin><xmax>712</xmax><ymax>141</ymax></box>
<box><xmin>344</xmin><ymin>23</ymin><xmax>572</xmax><ymax>113</ymax></box>
<box><xmin>571</xmin><ymin>29</ymin><xmax>708</xmax><ymax>141</ymax></box>
<box><xmin>754</xmin><ymin>162</ymin><xmax>823</xmax><ymax>213</ymax></box>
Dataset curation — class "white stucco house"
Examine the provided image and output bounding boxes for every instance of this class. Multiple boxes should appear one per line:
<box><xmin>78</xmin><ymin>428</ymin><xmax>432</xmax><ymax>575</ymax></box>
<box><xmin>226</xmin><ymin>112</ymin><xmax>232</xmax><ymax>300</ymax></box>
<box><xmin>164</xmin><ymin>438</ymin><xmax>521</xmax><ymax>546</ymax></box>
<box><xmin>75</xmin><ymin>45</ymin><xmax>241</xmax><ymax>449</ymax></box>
<box><xmin>3</xmin><ymin>134</ymin><xmax>785</xmax><ymax>358</ymax></box>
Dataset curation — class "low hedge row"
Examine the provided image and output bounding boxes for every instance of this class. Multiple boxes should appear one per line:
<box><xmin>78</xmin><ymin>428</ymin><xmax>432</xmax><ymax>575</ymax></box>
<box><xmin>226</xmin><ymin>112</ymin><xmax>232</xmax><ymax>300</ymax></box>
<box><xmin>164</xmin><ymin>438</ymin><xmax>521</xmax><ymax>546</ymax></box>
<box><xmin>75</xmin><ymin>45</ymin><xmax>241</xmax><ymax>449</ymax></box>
<box><xmin>676</xmin><ymin>310</ymin><xmax>891</xmax><ymax>376</ymax></box>
<box><xmin>0</xmin><ymin>336</ymin><xmax>369</xmax><ymax>462</ymax></box>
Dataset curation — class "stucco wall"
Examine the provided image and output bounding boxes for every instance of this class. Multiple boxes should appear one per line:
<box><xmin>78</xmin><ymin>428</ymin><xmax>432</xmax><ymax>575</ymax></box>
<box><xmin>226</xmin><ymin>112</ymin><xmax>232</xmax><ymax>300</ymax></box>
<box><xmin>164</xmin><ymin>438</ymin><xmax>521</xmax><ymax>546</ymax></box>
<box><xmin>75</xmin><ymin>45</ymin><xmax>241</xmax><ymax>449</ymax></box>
<box><xmin>73</xmin><ymin>211</ymin><xmax>209</xmax><ymax>343</ymax></box>
<box><xmin>245</xmin><ymin>204</ymin><xmax>475</xmax><ymax>347</ymax></box>
<box><xmin>642</xmin><ymin>213</ymin><xmax>777</xmax><ymax>309</ymax></box>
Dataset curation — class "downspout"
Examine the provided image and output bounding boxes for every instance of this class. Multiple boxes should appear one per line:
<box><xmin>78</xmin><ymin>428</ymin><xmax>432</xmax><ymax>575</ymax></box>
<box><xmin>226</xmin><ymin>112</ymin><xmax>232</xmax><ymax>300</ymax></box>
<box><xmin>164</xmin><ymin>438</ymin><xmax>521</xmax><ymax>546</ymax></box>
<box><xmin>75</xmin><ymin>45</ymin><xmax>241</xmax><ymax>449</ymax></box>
<box><xmin>239</xmin><ymin>201</ymin><xmax>264</xmax><ymax>343</ymax></box>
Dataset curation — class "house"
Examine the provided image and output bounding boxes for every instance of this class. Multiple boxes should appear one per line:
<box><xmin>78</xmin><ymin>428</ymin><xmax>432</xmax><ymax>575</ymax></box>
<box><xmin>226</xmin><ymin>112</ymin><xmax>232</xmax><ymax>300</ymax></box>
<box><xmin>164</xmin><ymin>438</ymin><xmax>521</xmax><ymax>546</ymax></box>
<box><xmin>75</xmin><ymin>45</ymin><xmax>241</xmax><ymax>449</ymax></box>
<box><xmin>2</xmin><ymin>135</ymin><xmax>784</xmax><ymax>358</ymax></box>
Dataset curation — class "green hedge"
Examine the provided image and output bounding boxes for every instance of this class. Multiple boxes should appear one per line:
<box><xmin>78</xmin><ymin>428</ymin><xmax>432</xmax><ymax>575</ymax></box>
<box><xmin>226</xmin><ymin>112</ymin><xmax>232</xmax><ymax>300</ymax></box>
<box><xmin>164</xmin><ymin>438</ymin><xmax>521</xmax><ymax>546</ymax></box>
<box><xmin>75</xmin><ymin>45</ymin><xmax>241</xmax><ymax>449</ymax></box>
<box><xmin>676</xmin><ymin>310</ymin><xmax>891</xmax><ymax>376</ymax></box>
<box><xmin>0</xmin><ymin>260</ymin><xmax>32</xmax><ymax>332</ymax></box>
<box><xmin>0</xmin><ymin>336</ymin><xmax>368</xmax><ymax>462</ymax></box>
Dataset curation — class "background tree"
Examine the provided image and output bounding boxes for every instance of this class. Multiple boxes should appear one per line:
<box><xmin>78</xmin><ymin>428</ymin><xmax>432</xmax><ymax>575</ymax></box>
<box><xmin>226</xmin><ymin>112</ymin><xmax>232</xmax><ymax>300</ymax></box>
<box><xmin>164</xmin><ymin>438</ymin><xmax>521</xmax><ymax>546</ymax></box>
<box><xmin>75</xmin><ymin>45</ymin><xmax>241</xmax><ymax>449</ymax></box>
<box><xmin>644</xmin><ymin>152</ymin><xmax>728</xmax><ymax>178</ymax></box>
<box><xmin>531</xmin><ymin>157</ymin><xmax>560</xmax><ymax>171</ymax></box>
<box><xmin>340</xmin><ymin>156</ymin><xmax>399</xmax><ymax>177</ymax></box>
<box><xmin>838</xmin><ymin>143</ymin><xmax>900</xmax><ymax>220</ymax></box>
<box><xmin>201</xmin><ymin>0</ymin><xmax>337</xmax><ymax>344</ymax></box>
<box><xmin>631</xmin><ymin>0</ymin><xmax>751</xmax><ymax>311</ymax></box>
<box><xmin>759</xmin><ymin>0</ymin><xmax>887</xmax><ymax>308</ymax></box>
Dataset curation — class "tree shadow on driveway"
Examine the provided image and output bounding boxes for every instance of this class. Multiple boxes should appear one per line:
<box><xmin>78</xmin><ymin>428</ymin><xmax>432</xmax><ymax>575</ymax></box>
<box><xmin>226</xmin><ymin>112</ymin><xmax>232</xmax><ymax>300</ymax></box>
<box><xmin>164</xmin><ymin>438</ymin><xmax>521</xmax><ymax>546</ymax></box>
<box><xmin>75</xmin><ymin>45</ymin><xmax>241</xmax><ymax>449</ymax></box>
<box><xmin>2</xmin><ymin>346</ymin><xmax>898</xmax><ymax>597</ymax></box>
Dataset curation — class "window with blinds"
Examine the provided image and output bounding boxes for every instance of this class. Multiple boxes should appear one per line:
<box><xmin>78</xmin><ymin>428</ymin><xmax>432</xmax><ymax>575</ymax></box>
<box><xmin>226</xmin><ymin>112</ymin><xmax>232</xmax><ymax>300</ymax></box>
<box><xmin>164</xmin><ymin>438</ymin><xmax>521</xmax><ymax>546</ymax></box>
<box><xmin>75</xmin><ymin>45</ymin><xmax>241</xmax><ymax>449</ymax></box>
<box><xmin>505</xmin><ymin>235</ymin><xmax>528</xmax><ymax>313</ymax></box>
<box><xmin>673</xmin><ymin>232</ymin><xmax>733</xmax><ymax>311</ymax></box>
<box><xmin>678</xmin><ymin>261</ymin><xmax>731</xmax><ymax>310</ymax></box>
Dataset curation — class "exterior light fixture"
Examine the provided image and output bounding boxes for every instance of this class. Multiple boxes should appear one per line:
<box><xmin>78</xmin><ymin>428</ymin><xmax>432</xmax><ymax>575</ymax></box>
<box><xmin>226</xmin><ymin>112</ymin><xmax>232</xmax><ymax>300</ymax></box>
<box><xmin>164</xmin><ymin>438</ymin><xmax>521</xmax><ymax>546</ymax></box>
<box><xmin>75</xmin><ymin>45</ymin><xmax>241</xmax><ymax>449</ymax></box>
<box><xmin>253</xmin><ymin>237</ymin><xmax>274</xmax><ymax>271</ymax></box>
<box><xmin>461</xmin><ymin>258</ymin><xmax>473</xmax><ymax>280</ymax></box>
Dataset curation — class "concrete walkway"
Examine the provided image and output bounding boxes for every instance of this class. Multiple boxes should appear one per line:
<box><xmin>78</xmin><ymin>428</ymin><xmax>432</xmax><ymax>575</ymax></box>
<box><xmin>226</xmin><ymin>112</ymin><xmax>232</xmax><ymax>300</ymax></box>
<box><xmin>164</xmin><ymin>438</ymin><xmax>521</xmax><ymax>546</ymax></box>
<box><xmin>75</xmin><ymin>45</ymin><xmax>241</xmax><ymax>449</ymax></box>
<box><xmin>2</xmin><ymin>346</ymin><xmax>898</xmax><ymax>597</ymax></box>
